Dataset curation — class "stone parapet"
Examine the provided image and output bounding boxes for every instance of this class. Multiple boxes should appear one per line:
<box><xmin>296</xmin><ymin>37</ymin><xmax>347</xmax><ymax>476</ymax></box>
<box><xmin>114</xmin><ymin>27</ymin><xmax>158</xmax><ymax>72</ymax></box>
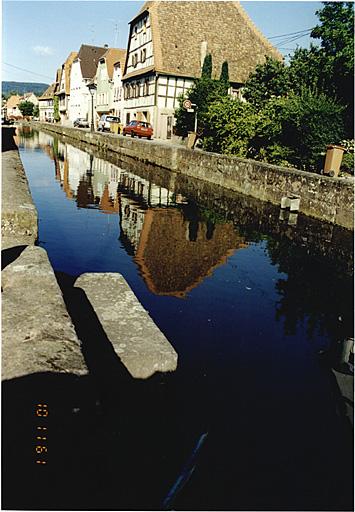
<box><xmin>2</xmin><ymin>126</ymin><xmax>38</xmax><ymax>247</ymax></box>
<box><xmin>32</xmin><ymin>122</ymin><xmax>354</xmax><ymax>230</ymax></box>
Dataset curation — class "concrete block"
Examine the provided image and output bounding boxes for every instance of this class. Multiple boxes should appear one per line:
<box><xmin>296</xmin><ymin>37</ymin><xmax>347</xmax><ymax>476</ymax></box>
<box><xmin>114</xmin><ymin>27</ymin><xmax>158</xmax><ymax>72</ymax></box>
<box><xmin>74</xmin><ymin>273</ymin><xmax>178</xmax><ymax>379</ymax></box>
<box><xmin>2</xmin><ymin>246</ymin><xmax>87</xmax><ymax>380</ymax></box>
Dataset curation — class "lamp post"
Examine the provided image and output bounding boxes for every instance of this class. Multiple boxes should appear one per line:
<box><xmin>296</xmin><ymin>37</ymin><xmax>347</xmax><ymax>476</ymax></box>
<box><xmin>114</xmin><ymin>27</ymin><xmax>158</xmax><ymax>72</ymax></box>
<box><xmin>87</xmin><ymin>82</ymin><xmax>97</xmax><ymax>132</ymax></box>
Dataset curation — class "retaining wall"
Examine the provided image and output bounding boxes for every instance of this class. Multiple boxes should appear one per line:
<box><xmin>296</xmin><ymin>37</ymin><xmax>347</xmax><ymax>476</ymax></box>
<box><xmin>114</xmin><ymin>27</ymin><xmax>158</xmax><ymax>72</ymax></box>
<box><xmin>32</xmin><ymin>122</ymin><xmax>354</xmax><ymax>229</ymax></box>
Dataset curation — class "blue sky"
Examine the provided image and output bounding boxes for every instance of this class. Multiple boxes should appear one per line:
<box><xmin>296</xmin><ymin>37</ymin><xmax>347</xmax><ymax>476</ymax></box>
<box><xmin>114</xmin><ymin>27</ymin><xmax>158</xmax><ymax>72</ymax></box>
<box><xmin>2</xmin><ymin>1</ymin><xmax>322</xmax><ymax>84</ymax></box>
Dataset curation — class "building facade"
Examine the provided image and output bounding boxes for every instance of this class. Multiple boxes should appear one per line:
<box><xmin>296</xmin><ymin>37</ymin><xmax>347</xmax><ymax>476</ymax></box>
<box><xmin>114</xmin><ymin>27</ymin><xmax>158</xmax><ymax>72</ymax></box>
<box><xmin>112</xmin><ymin>61</ymin><xmax>125</xmax><ymax>119</ymax></box>
<box><xmin>22</xmin><ymin>92</ymin><xmax>39</xmax><ymax>106</ymax></box>
<box><xmin>56</xmin><ymin>52</ymin><xmax>78</xmax><ymax>124</ymax></box>
<box><xmin>6</xmin><ymin>95</ymin><xmax>23</xmax><ymax>119</ymax></box>
<box><xmin>68</xmin><ymin>44</ymin><xmax>107</xmax><ymax>123</ymax></box>
<box><xmin>122</xmin><ymin>1</ymin><xmax>281</xmax><ymax>139</ymax></box>
<box><xmin>38</xmin><ymin>83</ymin><xmax>56</xmax><ymax>122</ymax></box>
<box><xmin>95</xmin><ymin>48</ymin><xmax>126</xmax><ymax>121</ymax></box>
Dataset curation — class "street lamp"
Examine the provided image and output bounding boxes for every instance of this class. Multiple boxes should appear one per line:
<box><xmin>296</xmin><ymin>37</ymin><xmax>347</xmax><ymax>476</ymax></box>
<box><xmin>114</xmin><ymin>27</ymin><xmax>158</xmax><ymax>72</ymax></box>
<box><xmin>87</xmin><ymin>82</ymin><xmax>97</xmax><ymax>132</ymax></box>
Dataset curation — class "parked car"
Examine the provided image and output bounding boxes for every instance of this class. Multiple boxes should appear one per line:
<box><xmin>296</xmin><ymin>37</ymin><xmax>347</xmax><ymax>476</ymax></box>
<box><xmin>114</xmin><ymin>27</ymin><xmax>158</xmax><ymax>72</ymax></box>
<box><xmin>98</xmin><ymin>115</ymin><xmax>122</xmax><ymax>133</ymax></box>
<box><xmin>73</xmin><ymin>118</ymin><xmax>89</xmax><ymax>128</ymax></box>
<box><xmin>122</xmin><ymin>121</ymin><xmax>153</xmax><ymax>139</ymax></box>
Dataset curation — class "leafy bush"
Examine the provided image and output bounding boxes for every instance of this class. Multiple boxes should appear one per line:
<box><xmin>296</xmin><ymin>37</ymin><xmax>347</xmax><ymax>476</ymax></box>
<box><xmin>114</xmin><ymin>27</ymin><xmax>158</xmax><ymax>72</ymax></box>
<box><xmin>341</xmin><ymin>152</ymin><xmax>354</xmax><ymax>174</ymax></box>
<box><xmin>201</xmin><ymin>89</ymin><xmax>345</xmax><ymax>172</ymax></box>
<box><xmin>250</xmin><ymin>90</ymin><xmax>346</xmax><ymax>171</ymax></box>
<box><xmin>202</xmin><ymin>96</ymin><xmax>256</xmax><ymax>156</ymax></box>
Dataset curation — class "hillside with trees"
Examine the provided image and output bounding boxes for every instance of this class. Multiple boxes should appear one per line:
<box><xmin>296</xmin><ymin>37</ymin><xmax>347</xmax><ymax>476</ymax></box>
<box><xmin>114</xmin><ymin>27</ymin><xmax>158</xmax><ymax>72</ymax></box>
<box><xmin>2</xmin><ymin>81</ymin><xmax>49</xmax><ymax>98</ymax></box>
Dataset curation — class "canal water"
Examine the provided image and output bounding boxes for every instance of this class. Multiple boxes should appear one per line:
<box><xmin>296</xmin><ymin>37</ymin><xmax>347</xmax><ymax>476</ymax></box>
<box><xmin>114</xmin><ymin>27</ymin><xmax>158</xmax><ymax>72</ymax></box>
<box><xmin>7</xmin><ymin>127</ymin><xmax>354</xmax><ymax>510</ymax></box>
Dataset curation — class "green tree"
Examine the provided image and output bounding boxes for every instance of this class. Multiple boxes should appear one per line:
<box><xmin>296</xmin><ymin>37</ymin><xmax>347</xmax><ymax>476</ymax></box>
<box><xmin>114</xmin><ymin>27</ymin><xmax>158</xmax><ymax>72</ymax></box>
<box><xmin>201</xmin><ymin>53</ymin><xmax>212</xmax><ymax>79</ymax></box>
<box><xmin>243</xmin><ymin>57</ymin><xmax>291</xmax><ymax>108</ymax></box>
<box><xmin>311</xmin><ymin>2</ymin><xmax>354</xmax><ymax>134</ymax></box>
<box><xmin>53</xmin><ymin>96</ymin><xmax>60</xmax><ymax>122</ymax></box>
<box><xmin>288</xmin><ymin>46</ymin><xmax>324</xmax><ymax>91</ymax></box>
<box><xmin>219</xmin><ymin>61</ymin><xmax>230</xmax><ymax>94</ymax></box>
<box><xmin>18</xmin><ymin>101</ymin><xmax>34</xmax><ymax>116</ymax></box>
<box><xmin>32</xmin><ymin>105</ymin><xmax>39</xmax><ymax>118</ymax></box>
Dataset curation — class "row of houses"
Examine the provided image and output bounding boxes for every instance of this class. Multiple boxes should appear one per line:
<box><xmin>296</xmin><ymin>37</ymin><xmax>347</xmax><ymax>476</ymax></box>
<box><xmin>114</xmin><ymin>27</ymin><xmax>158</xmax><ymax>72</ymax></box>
<box><xmin>40</xmin><ymin>1</ymin><xmax>281</xmax><ymax>139</ymax></box>
<box><xmin>4</xmin><ymin>92</ymin><xmax>39</xmax><ymax>119</ymax></box>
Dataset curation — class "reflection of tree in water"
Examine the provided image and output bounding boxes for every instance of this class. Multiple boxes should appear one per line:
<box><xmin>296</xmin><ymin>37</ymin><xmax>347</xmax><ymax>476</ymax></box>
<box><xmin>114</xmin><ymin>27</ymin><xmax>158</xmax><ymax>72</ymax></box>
<box><xmin>181</xmin><ymin>202</ymin><xmax>228</xmax><ymax>242</ymax></box>
<box><xmin>267</xmin><ymin>236</ymin><xmax>353</xmax><ymax>343</ymax></box>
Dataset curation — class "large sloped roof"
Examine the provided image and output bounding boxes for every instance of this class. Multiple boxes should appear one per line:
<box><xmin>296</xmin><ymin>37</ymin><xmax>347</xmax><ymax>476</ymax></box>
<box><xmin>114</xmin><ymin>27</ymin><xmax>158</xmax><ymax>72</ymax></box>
<box><xmin>125</xmin><ymin>1</ymin><xmax>282</xmax><ymax>83</ymax></box>
<box><xmin>64</xmin><ymin>51</ymin><xmax>78</xmax><ymax>94</ymax></box>
<box><xmin>99</xmin><ymin>48</ymin><xmax>127</xmax><ymax>79</ymax></box>
<box><xmin>6</xmin><ymin>95</ymin><xmax>22</xmax><ymax>108</ymax></box>
<box><xmin>76</xmin><ymin>44</ymin><xmax>108</xmax><ymax>79</ymax></box>
<box><xmin>39</xmin><ymin>83</ymin><xmax>56</xmax><ymax>100</ymax></box>
<box><xmin>134</xmin><ymin>208</ymin><xmax>247</xmax><ymax>297</ymax></box>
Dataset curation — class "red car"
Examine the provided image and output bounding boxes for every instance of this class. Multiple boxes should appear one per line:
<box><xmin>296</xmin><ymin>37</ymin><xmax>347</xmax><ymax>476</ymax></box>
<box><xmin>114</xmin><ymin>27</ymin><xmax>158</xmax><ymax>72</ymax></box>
<box><xmin>122</xmin><ymin>121</ymin><xmax>153</xmax><ymax>139</ymax></box>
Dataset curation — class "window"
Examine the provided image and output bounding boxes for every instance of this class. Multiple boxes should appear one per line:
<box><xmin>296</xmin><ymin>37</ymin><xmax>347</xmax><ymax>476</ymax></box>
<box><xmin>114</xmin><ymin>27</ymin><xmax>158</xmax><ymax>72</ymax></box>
<box><xmin>132</xmin><ymin>53</ymin><xmax>138</xmax><ymax>68</ymax></box>
<box><xmin>143</xmin><ymin>79</ymin><xmax>149</xmax><ymax>96</ymax></box>
<box><xmin>141</xmin><ymin>49</ymin><xmax>146</xmax><ymax>63</ymax></box>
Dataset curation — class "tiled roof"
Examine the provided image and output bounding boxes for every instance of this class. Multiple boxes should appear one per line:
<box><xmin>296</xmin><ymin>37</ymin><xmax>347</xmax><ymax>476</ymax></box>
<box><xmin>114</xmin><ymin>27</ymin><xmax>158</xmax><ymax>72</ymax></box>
<box><xmin>39</xmin><ymin>83</ymin><xmax>56</xmax><ymax>100</ymax></box>
<box><xmin>64</xmin><ymin>51</ymin><xmax>78</xmax><ymax>94</ymax></box>
<box><xmin>76</xmin><ymin>44</ymin><xmax>108</xmax><ymax>79</ymax></box>
<box><xmin>126</xmin><ymin>1</ymin><xmax>282</xmax><ymax>83</ymax></box>
<box><xmin>6</xmin><ymin>95</ymin><xmax>22</xmax><ymax>108</ymax></box>
<box><xmin>99</xmin><ymin>48</ymin><xmax>126</xmax><ymax>79</ymax></box>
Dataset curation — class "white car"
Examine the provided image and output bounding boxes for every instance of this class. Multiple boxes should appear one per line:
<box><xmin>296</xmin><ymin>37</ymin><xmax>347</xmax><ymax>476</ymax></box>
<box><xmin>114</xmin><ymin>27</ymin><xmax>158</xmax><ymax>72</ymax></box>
<box><xmin>98</xmin><ymin>115</ymin><xmax>121</xmax><ymax>132</ymax></box>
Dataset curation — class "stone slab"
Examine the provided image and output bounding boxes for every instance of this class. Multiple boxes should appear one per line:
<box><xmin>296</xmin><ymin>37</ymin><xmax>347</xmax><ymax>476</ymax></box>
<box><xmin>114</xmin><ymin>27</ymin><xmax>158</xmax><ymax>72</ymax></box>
<box><xmin>2</xmin><ymin>246</ymin><xmax>87</xmax><ymax>380</ymax></box>
<box><xmin>74</xmin><ymin>273</ymin><xmax>178</xmax><ymax>379</ymax></box>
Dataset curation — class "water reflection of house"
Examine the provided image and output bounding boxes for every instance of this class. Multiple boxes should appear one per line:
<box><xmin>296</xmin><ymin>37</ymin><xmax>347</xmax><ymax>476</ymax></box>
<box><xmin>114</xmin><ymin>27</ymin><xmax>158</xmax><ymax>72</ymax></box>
<box><xmin>118</xmin><ymin>179</ymin><xmax>247</xmax><ymax>297</ymax></box>
<box><xmin>55</xmin><ymin>145</ymin><xmax>120</xmax><ymax>213</ymax></box>
<box><xmin>137</xmin><ymin>209</ymin><xmax>246</xmax><ymax>297</ymax></box>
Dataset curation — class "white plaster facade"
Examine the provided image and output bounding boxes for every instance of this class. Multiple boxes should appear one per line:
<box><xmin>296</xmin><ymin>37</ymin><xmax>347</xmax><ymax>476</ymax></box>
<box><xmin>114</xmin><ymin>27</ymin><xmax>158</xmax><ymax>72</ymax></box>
<box><xmin>58</xmin><ymin>67</ymin><xmax>69</xmax><ymax>122</ymax></box>
<box><xmin>95</xmin><ymin>58</ymin><xmax>111</xmax><ymax>117</ymax></box>
<box><xmin>68</xmin><ymin>60</ymin><xmax>91</xmax><ymax>122</ymax></box>
<box><xmin>112</xmin><ymin>63</ymin><xmax>124</xmax><ymax>120</ymax></box>
<box><xmin>38</xmin><ymin>98</ymin><xmax>54</xmax><ymax>122</ymax></box>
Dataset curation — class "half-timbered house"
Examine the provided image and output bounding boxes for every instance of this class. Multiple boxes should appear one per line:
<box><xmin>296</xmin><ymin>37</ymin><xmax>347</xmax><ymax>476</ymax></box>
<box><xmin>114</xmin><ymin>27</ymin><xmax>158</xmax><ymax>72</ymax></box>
<box><xmin>122</xmin><ymin>1</ymin><xmax>281</xmax><ymax>139</ymax></box>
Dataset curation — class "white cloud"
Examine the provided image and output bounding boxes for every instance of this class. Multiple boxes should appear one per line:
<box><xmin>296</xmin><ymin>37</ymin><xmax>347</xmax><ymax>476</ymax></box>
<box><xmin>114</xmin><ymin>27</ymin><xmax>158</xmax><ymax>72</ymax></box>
<box><xmin>32</xmin><ymin>45</ymin><xmax>54</xmax><ymax>56</ymax></box>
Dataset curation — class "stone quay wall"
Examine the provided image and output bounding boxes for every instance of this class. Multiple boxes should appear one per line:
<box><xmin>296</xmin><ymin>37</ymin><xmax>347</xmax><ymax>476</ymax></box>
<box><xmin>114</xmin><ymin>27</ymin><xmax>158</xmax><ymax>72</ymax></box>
<box><xmin>2</xmin><ymin>125</ymin><xmax>177</xmax><ymax>381</ymax></box>
<box><xmin>33</xmin><ymin>122</ymin><xmax>354</xmax><ymax>230</ymax></box>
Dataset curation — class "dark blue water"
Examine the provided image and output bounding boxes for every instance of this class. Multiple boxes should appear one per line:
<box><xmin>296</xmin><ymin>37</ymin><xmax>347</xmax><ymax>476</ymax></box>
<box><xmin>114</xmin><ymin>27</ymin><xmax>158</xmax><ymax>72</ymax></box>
<box><xmin>9</xmin><ymin>128</ymin><xmax>353</xmax><ymax>511</ymax></box>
